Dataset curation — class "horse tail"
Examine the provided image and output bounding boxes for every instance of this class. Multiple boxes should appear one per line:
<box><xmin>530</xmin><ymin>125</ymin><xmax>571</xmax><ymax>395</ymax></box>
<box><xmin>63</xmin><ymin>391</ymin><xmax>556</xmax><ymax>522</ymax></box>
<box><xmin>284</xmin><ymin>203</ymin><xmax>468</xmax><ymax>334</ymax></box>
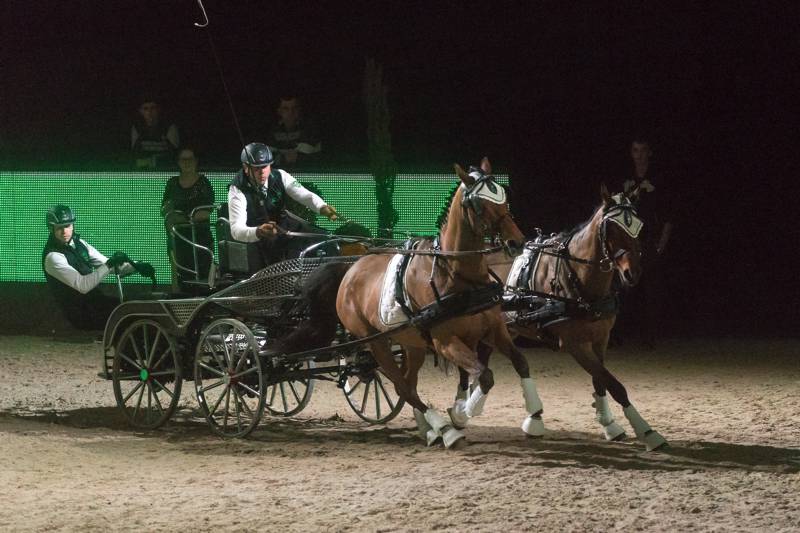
<box><xmin>272</xmin><ymin>261</ymin><xmax>353</xmax><ymax>355</ymax></box>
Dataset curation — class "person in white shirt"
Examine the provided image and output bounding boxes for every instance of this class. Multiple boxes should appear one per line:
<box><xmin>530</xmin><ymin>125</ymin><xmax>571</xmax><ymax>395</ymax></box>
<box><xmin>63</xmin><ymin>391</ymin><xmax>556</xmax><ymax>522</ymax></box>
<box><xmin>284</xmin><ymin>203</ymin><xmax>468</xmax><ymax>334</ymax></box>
<box><xmin>42</xmin><ymin>205</ymin><xmax>139</xmax><ymax>330</ymax></box>
<box><xmin>227</xmin><ymin>143</ymin><xmax>338</xmax><ymax>268</ymax></box>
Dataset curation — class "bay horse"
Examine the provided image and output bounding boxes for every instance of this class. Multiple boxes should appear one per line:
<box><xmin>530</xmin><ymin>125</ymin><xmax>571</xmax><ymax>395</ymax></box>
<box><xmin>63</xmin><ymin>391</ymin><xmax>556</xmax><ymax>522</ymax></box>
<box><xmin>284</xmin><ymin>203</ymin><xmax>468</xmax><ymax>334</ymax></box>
<box><xmin>454</xmin><ymin>185</ymin><xmax>667</xmax><ymax>451</ymax></box>
<box><xmin>291</xmin><ymin>158</ymin><xmax>544</xmax><ymax>448</ymax></box>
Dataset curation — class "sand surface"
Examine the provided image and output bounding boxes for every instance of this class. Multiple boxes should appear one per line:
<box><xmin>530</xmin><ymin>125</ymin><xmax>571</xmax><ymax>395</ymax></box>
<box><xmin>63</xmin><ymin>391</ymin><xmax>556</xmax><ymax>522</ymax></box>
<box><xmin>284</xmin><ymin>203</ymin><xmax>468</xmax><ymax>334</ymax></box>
<box><xmin>1</xmin><ymin>335</ymin><xmax>798</xmax><ymax>532</ymax></box>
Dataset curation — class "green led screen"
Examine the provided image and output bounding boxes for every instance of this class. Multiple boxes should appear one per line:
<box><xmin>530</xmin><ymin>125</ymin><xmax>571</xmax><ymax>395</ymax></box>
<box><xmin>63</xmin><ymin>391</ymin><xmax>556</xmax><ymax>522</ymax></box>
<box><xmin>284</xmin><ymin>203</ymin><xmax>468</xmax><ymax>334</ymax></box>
<box><xmin>1</xmin><ymin>170</ymin><xmax>507</xmax><ymax>284</ymax></box>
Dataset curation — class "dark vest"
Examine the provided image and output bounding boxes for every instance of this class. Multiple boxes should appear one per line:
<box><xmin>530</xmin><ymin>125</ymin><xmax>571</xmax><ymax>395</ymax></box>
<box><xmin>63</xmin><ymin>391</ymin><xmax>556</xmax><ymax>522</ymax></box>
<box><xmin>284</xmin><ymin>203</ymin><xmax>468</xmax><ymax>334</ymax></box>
<box><xmin>132</xmin><ymin>121</ymin><xmax>176</xmax><ymax>166</ymax></box>
<box><xmin>42</xmin><ymin>235</ymin><xmax>97</xmax><ymax>313</ymax></box>
<box><xmin>230</xmin><ymin>170</ymin><xmax>287</xmax><ymax>226</ymax></box>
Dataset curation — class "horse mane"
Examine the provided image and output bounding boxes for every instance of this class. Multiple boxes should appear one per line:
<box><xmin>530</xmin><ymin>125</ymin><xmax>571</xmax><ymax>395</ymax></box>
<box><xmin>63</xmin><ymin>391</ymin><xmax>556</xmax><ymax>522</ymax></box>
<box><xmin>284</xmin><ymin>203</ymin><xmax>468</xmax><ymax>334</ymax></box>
<box><xmin>436</xmin><ymin>184</ymin><xmax>461</xmax><ymax>230</ymax></box>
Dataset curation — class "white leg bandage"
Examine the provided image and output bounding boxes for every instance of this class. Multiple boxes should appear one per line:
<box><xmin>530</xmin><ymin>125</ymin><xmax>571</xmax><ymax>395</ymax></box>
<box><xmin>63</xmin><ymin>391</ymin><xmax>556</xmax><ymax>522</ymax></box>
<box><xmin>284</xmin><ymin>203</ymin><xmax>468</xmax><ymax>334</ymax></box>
<box><xmin>455</xmin><ymin>386</ymin><xmax>468</xmax><ymax>402</ymax></box>
<box><xmin>465</xmin><ymin>386</ymin><xmax>488</xmax><ymax>417</ymax></box>
<box><xmin>593</xmin><ymin>393</ymin><xmax>614</xmax><ymax>426</ymax></box>
<box><xmin>424</xmin><ymin>408</ymin><xmax>450</xmax><ymax>434</ymax></box>
<box><xmin>447</xmin><ymin>400</ymin><xmax>469</xmax><ymax>429</ymax></box>
<box><xmin>413</xmin><ymin>408</ymin><xmax>432</xmax><ymax>441</ymax></box>
<box><xmin>623</xmin><ymin>404</ymin><xmax>667</xmax><ymax>451</ymax></box>
<box><xmin>521</xmin><ymin>377</ymin><xmax>543</xmax><ymax>415</ymax></box>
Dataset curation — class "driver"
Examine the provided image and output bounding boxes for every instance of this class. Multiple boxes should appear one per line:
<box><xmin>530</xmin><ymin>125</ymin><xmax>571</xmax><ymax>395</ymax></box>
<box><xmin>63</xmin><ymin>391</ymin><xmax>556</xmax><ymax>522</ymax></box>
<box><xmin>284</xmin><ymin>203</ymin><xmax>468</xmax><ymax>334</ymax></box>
<box><xmin>42</xmin><ymin>205</ymin><xmax>138</xmax><ymax>330</ymax></box>
<box><xmin>228</xmin><ymin>142</ymin><xmax>339</xmax><ymax>266</ymax></box>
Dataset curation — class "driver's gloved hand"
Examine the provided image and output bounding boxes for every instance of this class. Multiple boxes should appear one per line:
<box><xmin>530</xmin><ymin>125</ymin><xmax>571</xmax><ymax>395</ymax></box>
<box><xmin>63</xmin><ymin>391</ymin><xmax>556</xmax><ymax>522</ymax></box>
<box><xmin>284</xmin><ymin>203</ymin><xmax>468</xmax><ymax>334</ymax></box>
<box><xmin>106</xmin><ymin>251</ymin><xmax>129</xmax><ymax>268</ymax></box>
<box><xmin>134</xmin><ymin>262</ymin><xmax>155</xmax><ymax>279</ymax></box>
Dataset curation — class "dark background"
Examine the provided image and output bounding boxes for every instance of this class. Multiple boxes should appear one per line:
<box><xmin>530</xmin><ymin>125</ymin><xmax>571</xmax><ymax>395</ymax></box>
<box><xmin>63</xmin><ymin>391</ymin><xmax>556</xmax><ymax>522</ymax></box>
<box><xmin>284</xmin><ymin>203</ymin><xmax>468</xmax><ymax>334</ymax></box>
<box><xmin>1</xmin><ymin>1</ymin><xmax>797</xmax><ymax>336</ymax></box>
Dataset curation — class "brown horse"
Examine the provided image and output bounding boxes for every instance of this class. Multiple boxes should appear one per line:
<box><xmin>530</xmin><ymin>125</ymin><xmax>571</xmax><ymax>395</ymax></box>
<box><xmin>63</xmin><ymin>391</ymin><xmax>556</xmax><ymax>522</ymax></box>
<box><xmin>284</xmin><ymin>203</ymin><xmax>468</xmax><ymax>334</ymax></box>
<box><xmin>294</xmin><ymin>158</ymin><xmax>543</xmax><ymax>448</ymax></box>
<box><xmin>455</xmin><ymin>185</ymin><xmax>667</xmax><ymax>451</ymax></box>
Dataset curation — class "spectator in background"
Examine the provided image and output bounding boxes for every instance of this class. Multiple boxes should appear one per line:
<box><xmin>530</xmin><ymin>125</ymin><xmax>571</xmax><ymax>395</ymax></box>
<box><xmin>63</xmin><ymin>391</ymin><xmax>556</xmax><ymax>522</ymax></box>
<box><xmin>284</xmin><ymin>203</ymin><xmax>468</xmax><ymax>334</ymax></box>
<box><xmin>616</xmin><ymin>136</ymin><xmax>673</xmax><ymax>348</ymax></box>
<box><xmin>268</xmin><ymin>95</ymin><xmax>321</xmax><ymax>169</ymax></box>
<box><xmin>161</xmin><ymin>147</ymin><xmax>215</xmax><ymax>292</ymax></box>
<box><xmin>131</xmin><ymin>95</ymin><xmax>179</xmax><ymax>170</ymax></box>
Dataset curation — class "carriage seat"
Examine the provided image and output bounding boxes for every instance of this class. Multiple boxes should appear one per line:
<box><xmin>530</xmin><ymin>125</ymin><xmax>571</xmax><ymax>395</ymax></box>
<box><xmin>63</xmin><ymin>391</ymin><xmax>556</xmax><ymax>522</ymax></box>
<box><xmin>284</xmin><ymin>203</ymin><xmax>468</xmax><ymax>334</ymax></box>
<box><xmin>216</xmin><ymin>203</ymin><xmax>266</xmax><ymax>277</ymax></box>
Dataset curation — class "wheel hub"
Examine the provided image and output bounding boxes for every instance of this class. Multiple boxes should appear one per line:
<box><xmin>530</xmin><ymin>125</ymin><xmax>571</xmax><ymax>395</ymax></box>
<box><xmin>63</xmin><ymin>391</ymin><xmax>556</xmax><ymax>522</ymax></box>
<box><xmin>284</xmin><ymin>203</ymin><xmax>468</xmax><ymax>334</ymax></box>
<box><xmin>139</xmin><ymin>368</ymin><xmax>149</xmax><ymax>381</ymax></box>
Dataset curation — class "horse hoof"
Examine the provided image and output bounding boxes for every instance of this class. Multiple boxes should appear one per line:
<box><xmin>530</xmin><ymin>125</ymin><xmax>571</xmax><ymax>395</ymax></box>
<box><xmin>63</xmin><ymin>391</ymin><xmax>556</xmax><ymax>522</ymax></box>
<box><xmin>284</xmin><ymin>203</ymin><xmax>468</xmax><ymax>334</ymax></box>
<box><xmin>447</xmin><ymin>403</ymin><xmax>469</xmax><ymax>430</ymax></box>
<box><xmin>442</xmin><ymin>426</ymin><xmax>466</xmax><ymax>449</ymax></box>
<box><xmin>426</xmin><ymin>428</ymin><xmax>442</xmax><ymax>447</ymax></box>
<box><xmin>521</xmin><ymin>415</ymin><xmax>545</xmax><ymax>437</ymax></box>
<box><xmin>602</xmin><ymin>421</ymin><xmax>627</xmax><ymax>442</ymax></box>
<box><xmin>643</xmin><ymin>430</ymin><xmax>668</xmax><ymax>451</ymax></box>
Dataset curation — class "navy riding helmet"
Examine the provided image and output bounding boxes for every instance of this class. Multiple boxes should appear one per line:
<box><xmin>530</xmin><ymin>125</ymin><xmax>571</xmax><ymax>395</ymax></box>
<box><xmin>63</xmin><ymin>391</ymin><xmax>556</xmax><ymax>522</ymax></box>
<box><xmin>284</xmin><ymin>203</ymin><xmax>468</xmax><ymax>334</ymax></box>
<box><xmin>47</xmin><ymin>204</ymin><xmax>76</xmax><ymax>228</ymax></box>
<box><xmin>240</xmin><ymin>143</ymin><xmax>274</xmax><ymax>168</ymax></box>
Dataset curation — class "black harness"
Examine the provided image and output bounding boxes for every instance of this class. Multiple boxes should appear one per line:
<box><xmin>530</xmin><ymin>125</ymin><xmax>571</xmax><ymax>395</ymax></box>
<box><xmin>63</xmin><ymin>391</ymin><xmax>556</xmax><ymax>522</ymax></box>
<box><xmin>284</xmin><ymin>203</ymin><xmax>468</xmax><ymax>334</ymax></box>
<box><xmin>504</xmin><ymin>199</ymin><xmax>642</xmax><ymax>326</ymax></box>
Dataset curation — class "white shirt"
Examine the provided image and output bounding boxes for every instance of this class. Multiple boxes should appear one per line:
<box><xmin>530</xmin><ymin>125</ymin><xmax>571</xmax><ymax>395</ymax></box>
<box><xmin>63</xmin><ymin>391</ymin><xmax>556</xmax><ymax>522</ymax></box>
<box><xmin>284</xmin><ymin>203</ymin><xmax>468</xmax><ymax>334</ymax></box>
<box><xmin>44</xmin><ymin>238</ymin><xmax>134</xmax><ymax>294</ymax></box>
<box><xmin>227</xmin><ymin>169</ymin><xmax>328</xmax><ymax>243</ymax></box>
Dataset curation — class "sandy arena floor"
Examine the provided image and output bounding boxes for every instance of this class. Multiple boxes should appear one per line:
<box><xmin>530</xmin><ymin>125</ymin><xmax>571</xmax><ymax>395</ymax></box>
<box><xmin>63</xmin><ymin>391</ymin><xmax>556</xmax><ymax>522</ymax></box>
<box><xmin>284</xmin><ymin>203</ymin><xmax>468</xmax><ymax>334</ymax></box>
<box><xmin>0</xmin><ymin>335</ymin><xmax>798</xmax><ymax>532</ymax></box>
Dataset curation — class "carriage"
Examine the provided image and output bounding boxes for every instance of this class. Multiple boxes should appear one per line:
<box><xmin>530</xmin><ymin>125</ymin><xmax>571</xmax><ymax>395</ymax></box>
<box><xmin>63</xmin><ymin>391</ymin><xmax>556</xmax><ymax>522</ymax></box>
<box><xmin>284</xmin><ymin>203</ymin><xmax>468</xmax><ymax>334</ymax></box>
<box><xmin>101</xmin><ymin>207</ymin><xmax>405</xmax><ymax>438</ymax></box>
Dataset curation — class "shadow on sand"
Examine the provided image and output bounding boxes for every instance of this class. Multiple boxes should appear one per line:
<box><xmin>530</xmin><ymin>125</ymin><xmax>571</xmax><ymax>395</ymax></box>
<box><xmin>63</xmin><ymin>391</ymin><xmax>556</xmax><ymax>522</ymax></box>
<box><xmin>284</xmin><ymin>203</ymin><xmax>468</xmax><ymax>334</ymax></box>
<box><xmin>2</xmin><ymin>407</ymin><xmax>798</xmax><ymax>474</ymax></box>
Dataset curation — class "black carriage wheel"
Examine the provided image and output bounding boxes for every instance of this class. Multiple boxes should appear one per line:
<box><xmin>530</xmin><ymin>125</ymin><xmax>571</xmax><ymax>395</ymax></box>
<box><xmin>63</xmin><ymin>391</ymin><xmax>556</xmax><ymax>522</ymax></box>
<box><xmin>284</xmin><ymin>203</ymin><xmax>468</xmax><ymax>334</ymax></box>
<box><xmin>343</xmin><ymin>348</ymin><xmax>405</xmax><ymax>424</ymax></box>
<box><xmin>112</xmin><ymin>319</ymin><xmax>182</xmax><ymax>430</ymax></box>
<box><xmin>264</xmin><ymin>360</ymin><xmax>316</xmax><ymax>417</ymax></box>
<box><xmin>194</xmin><ymin>318</ymin><xmax>264</xmax><ymax>438</ymax></box>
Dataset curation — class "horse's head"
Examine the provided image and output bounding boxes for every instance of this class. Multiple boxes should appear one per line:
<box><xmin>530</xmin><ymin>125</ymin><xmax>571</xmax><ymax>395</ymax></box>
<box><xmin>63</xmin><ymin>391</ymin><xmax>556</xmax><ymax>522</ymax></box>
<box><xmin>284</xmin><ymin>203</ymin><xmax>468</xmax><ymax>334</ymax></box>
<box><xmin>454</xmin><ymin>157</ymin><xmax>524</xmax><ymax>253</ymax></box>
<box><xmin>599</xmin><ymin>184</ymin><xmax>644</xmax><ymax>287</ymax></box>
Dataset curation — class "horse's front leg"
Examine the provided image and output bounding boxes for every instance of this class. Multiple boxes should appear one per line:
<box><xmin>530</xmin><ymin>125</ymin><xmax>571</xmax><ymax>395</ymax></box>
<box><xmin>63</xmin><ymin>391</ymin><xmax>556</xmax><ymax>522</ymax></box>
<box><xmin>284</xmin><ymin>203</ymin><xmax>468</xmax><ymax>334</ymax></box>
<box><xmin>590</xmin><ymin>340</ymin><xmax>627</xmax><ymax>442</ymax></box>
<box><xmin>490</xmin><ymin>329</ymin><xmax>546</xmax><ymax>437</ymax></box>
<box><xmin>448</xmin><ymin>342</ymin><xmax>492</xmax><ymax>429</ymax></box>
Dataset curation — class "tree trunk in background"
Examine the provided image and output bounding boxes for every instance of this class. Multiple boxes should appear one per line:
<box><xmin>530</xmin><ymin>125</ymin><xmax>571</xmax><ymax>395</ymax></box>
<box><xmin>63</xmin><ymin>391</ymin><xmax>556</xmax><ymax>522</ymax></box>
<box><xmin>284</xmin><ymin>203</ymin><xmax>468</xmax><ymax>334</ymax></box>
<box><xmin>363</xmin><ymin>58</ymin><xmax>398</xmax><ymax>238</ymax></box>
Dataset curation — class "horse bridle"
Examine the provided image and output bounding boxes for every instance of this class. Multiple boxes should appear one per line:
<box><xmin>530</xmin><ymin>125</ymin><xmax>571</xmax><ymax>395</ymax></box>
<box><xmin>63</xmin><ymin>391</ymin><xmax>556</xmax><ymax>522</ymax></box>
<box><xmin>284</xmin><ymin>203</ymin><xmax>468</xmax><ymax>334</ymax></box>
<box><xmin>461</xmin><ymin>169</ymin><xmax>514</xmax><ymax>246</ymax></box>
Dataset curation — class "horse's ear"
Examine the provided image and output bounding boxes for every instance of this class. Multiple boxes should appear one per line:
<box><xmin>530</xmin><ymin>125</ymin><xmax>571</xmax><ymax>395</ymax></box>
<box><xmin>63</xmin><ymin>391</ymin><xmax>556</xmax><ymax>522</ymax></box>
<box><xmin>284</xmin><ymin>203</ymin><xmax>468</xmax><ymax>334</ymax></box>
<box><xmin>455</xmin><ymin>164</ymin><xmax>474</xmax><ymax>185</ymax></box>
<box><xmin>480</xmin><ymin>157</ymin><xmax>492</xmax><ymax>175</ymax></box>
<box><xmin>600</xmin><ymin>183</ymin><xmax>612</xmax><ymax>206</ymax></box>
<box><xmin>627</xmin><ymin>184</ymin><xmax>642</xmax><ymax>203</ymax></box>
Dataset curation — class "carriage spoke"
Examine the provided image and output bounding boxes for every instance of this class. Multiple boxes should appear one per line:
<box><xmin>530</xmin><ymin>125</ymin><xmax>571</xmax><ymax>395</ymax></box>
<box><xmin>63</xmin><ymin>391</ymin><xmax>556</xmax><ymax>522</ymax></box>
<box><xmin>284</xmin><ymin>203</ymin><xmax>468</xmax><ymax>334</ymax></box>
<box><xmin>151</xmin><ymin>378</ymin><xmax>174</xmax><ymax>399</ymax></box>
<box><xmin>198</xmin><ymin>362</ymin><xmax>224</xmax><ymax>377</ymax></box>
<box><xmin>374</xmin><ymin>379</ymin><xmax>381</xmax><ymax>420</ymax></box>
<box><xmin>146</xmin><ymin>384</ymin><xmax>153</xmax><ymax>423</ymax></box>
<box><xmin>147</xmin><ymin>329</ymin><xmax>162</xmax><ymax>368</ymax></box>
<box><xmin>151</xmin><ymin>347</ymin><xmax>173</xmax><ymax>373</ymax></box>
<box><xmin>150</xmin><ymin>369</ymin><xmax>177</xmax><ymax>378</ymax></box>
<box><xmin>142</xmin><ymin>325</ymin><xmax>151</xmax><ymax>367</ymax></box>
<box><xmin>208</xmin><ymin>385</ymin><xmax>229</xmax><ymax>417</ymax></box>
<box><xmin>360</xmin><ymin>378</ymin><xmax>371</xmax><ymax>414</ymax></box>
<box><xmin>268</xmin><ymin>383</ymin><xmax>278</xmax><ymax>406</ymax></box>
<box><xmin>237</xmin><ymin>382</ymin><xmax>259</xmax><ymax>398</ymax></box>
<box><xmin>279</xmin><ymin>381</ymin><xmax>289</xmax><ymax>413</ymax></box>
<box><xmin>132</xmin><ymin>384</ymin><xmax>146</xmax><ymax>421</ymax></box>
<box><xmin>375</xmin><ymin>375</ymin><xmax>395</xmax><ymax>410</ymax></box>
<box><xmin>150</xmin><ymin>383</ymin><xmax>165</xmax><ymax>414</ymax></box>
<box><xmin>115</xmin><ymin>373</ymin><xmax>141</xmax><ymax>381</ymax></box>
<box><xmin>200</xmin><ymin>379</ymin><xmax>225</xmax><ymax>394</ymax></box>
<box><xmin>287</xmin><ymin>381</ymin><xmax>302</xmax><ymax>405</ymax></box>
<box><xmin>218</xmin><ymin>326</ymin><xmax>232</xmax><ymax>369</ymax></box>
<box><xmin>122</xmin><ymin>381</ymin><xmax>145</xmax><ymax>404</ymax></box>
<box><xmin>234</xmin><ymin>387</ymin><xmax>255</xmax><ymax>418</ymax></box>
<box><xmin>222</xmin><ymin>387</ymin><xmax>231</xmax><ymax>429</ymax></box>
<box><xmin>231</xmin><ymin>366</ymin><xmax>258</xmax><ymax>380</ymax></box>
<box><xmin>119</xmin><ymin>351</ymin><xmax>142</xmax><ymax>371</ymax></box>
<box><xmin>233</xmin><ymin>387</ymin><xmax>242</xmax><ymax>433</ymax></box>
<box><xmin>345</xmin><ymin>378</ymin><xmax>363</xmax><ymax>398</ymax></box>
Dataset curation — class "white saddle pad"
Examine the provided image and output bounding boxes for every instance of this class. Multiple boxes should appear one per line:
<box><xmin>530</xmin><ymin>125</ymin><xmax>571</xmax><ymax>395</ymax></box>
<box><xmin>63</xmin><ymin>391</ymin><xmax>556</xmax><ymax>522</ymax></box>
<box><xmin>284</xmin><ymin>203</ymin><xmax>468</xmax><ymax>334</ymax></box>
<box><xmin>379</xmin><ymin>254</ymin><xmax>411</xmax><ymax>327</ymax></box>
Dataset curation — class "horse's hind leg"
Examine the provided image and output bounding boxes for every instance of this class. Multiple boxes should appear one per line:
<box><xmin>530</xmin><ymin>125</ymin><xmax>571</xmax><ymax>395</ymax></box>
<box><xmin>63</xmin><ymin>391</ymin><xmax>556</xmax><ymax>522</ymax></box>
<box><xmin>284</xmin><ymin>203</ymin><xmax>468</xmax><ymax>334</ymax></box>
<box><xmin>378</xmin><ymin>343</ymin><xmax>463</xmax><ymax>449</ymax></box>
<box><xmin>567</xmin><ymin>340</ymin><xmax>667</xmax><ymax>451</ymax></box>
